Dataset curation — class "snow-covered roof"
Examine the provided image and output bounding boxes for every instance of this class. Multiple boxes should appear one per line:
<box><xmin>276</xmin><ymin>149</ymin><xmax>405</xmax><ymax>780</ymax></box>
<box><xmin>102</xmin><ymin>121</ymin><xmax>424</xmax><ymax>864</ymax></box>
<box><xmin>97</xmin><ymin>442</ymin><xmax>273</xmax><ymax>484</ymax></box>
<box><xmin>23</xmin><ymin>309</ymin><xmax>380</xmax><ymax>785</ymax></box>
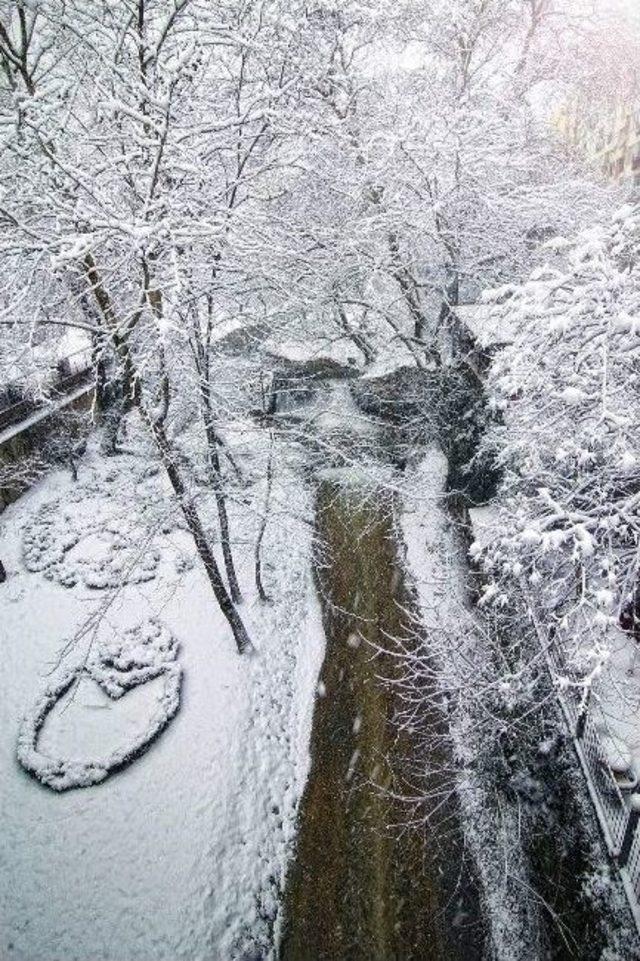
<box><xmin>360</xmin><ymin>341</ymin><xmax>417</xmax><ymax>381</ymax></box>
<box><xmin>455</xmin><ymin>304</ymin><xmax>515</xmax><ymax>349</ymax></box>
<box><xmin>207</xmin><ymin>317</ymin><xmax>267</xmax><ymax>354</ymax></box>
<box><xmin>264</xmin><ymin>337</ymin><xmax>359</xmax><ymax>367</ymax></box>
<box><xmin>56</xmin><ymin>328</ymin><xmax>92</xmax><ymax>360</ymax></box>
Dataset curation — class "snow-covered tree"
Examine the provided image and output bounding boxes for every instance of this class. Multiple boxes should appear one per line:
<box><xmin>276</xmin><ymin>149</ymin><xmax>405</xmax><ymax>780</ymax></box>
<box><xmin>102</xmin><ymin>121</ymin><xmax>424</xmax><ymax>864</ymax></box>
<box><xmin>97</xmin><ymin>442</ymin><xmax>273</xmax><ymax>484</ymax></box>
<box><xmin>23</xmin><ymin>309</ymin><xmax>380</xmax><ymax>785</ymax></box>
<box><xmin>281</xmin><ymin>0</ymin><xmax>608</xmax><ymax>362</ymax></box>
<box><xmin>478</xmin><ymin>203</ymin><xmax>640</xmax><ymax>674</ymax></box>
<box><xmin>0</xmin><ymin>0</ymin><xmax>325</xmax><ymax>653</ymax></box>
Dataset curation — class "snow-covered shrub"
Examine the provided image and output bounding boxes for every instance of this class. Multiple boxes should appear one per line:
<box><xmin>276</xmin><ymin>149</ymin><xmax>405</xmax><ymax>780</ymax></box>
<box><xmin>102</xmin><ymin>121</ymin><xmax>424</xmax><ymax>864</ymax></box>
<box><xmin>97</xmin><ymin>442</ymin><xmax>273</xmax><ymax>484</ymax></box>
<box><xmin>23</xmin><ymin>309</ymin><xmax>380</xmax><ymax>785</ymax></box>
<box><xmin>22</xmin><ymin>488</ymin><xmax>162</xmax><ymax>589</ymax></box>
<box><xmin>17</xmin><ymin>620</ymin><xmax>182</xmax><ymax>791</ymax></box>
<box><xmin>477</xmin><ymin>204</ymin><xmax>640</xmax><ymax>666</ymax></box>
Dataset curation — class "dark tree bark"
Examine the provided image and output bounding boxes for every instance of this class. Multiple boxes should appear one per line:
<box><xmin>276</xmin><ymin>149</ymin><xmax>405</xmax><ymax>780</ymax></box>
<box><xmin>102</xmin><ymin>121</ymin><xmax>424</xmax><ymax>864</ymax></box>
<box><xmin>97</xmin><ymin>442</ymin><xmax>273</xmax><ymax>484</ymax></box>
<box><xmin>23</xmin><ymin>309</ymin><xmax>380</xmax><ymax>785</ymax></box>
<box><xmin>335</xmin><ymin>302</ymin><xmax>376</xmax><ymax>365</ymax></box>
<box><xmin>388</xmin><ymin>231</ymin><xmax>429</xmax><ymax>342</ymax></box>
<box><xmin>437</xmin><ymin>264</ymin><xmax>460</xmax><ymax>331</ymax></box>
<box><xmin>255</xmin><ymin>431</ymin><xmax>274</xmax><ymax>604</ymax></box>
<box><xmin>205</xmin><ymin>424</ymin><xmax>243</xmax><ymax>604</ymax></box>
<box><xmin>92</xmin><ymin>331</ymin><xmax>108</xmax><ymax>414</ymax></box>
<box><xmin>82</xmin><ymin>254</ymin><xmax>252</xmax><ymax>654</ymax></box>
<box><xmin>142</xmin><ymin>410</ymin><xmax>253</xmax><ymax>655</ymax></box>
<box><xmin>198</xmin><ymin>366</ymin><xmax>242</xmax><ymax>604</ymax></box>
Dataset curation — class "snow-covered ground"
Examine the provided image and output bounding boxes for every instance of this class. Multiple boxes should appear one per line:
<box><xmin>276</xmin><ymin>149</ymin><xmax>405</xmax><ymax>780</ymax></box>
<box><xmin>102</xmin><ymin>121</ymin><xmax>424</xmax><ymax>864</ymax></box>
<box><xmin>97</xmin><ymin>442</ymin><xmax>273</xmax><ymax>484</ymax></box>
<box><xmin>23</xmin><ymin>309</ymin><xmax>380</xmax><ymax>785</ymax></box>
<box><xmin>0</xmin><ymin>429</ymin><xmax>325</xmax><ymax>961</ymax></box>
<box><xmin>400</xmin><ymin>450</ymin><xmax>541</xmax><ymax>961</ymax></box>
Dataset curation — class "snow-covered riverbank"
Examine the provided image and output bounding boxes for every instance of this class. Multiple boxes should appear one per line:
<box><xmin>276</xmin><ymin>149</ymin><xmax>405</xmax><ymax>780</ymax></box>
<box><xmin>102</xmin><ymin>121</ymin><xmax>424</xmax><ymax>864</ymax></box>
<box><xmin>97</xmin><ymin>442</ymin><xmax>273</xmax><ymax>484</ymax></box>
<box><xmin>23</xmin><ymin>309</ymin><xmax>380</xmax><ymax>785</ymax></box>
<box><xmin>400</xmin><ymin>448</ymin><xmax>640</xmax><ymax>961</ymax></box>
<box><xmin>400</xmin><ymin>449</ymin><xmax>539</xmax><ymax>960</ymax></box>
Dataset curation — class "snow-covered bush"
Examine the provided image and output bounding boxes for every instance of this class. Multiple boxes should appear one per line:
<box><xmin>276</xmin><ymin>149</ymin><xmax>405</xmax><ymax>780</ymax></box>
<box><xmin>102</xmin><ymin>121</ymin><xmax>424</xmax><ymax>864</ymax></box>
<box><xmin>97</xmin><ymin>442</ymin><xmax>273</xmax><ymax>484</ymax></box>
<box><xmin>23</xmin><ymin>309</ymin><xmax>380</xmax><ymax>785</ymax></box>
<box><xmin>477</xmin><ymin>204</ymin><xmax>640</xmax><ymax>664</ymax></box>
<box><xmin>23</xmin><ymin>496</ymin><xmax>161</xmax><ymax>590</ymax></box>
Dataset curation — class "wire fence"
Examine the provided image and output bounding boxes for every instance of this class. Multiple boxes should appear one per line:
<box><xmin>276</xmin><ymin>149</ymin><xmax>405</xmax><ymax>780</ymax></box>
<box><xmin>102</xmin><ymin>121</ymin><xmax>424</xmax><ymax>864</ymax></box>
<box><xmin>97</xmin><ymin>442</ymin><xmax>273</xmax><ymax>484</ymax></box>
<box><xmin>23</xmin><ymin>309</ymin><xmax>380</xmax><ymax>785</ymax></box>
<box><xmin>626</xmin><ymin>825</ymin><xmax>640</xmax><ymax>901</ymax></box>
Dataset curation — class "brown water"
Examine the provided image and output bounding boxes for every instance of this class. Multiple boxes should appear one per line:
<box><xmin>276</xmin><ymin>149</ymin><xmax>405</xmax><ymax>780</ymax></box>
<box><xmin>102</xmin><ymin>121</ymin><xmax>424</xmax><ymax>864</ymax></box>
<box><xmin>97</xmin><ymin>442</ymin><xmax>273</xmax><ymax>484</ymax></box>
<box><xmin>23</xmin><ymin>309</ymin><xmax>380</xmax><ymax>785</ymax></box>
<box><xmin>279</xmin><ymin>478</ymin><xmax>484</xmax><ymax>961</ymax></box>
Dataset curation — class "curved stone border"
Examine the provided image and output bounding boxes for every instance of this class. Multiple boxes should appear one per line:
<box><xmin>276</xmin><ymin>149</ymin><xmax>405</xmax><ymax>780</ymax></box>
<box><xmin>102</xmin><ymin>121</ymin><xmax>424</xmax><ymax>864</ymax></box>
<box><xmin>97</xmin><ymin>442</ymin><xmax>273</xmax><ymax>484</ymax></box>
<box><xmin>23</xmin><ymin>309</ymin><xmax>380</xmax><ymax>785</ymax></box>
<box><xmin>17</xmin><ymin>621</ymin><xmax>182</xmax><ymax>792</ymax></box>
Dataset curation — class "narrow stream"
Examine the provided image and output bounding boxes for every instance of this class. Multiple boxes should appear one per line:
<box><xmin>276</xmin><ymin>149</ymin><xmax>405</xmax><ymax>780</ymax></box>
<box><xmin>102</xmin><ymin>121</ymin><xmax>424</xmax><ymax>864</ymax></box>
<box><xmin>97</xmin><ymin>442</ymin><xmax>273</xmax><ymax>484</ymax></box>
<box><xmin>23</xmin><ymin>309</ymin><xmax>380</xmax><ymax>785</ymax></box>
<box><xmin>279</xmin><ymin>475</ymin><xmax>483</xmax><ymax>961</ymax></box>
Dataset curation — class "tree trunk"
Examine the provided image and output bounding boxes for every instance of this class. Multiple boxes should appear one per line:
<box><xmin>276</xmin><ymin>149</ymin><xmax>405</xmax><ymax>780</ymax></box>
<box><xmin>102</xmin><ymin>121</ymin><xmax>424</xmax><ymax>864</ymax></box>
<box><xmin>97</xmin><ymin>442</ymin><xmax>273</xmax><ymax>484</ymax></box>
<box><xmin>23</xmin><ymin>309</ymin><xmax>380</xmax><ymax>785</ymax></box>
<box><xmin>101</xmin><ymin>388</ymin><xmax>125</xmax><ymax>454</ymax></box>
<box><xmin>92</xmin><ymin>333</ymin><xmax>108</xmax><ymax>415</ymax></box>
<box><xmin>141</xmin><ymin>410</ymin><xmax>253</xmax><ymax>655</ymax></box>
<box><xmin>200</xmin><ymin>382</ymin><xmax>242</xmax><ymax>603</ymax></box>
<box><xmin>80</xmin><ymin>254</ymin><xmax>251</xmax><ymax>652</ymax></box>
<box><xmin>336</xmin><ymin>303</ymin><xmax>376</xmax><ymax>364</ymax></box>
<box><xmin>255</xmin><ymin>431</ymin><xmax>274</xmax><ymax>603</ymax></box>
<box><xmin>388</xmin><ymin>231</ymin><xmax>431</xmax><ymax>344</ymax></box>
<box><xmin>208</xmin><ymin>440</ymin><xmax>243</xmax><ymax>604</ymax></box>
<box><xmin>437</xmin><ymin>264</ymin><xmax>460</xmax><ymax>331</ymax></box>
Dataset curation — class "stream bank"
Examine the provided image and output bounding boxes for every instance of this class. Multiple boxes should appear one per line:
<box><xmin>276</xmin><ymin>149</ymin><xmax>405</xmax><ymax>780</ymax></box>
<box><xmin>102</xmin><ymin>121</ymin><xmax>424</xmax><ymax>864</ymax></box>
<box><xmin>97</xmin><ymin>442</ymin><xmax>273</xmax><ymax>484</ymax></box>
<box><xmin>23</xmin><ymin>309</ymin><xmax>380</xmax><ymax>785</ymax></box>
<box><xmin>273</xmin><ymin>364</ymin><xmax>640</xmax><ymax>961</ymax></box>
<box><xmin>279</xmin><ymin>474</ymin><xmax>483</xmax><ymax>961</ymax></box>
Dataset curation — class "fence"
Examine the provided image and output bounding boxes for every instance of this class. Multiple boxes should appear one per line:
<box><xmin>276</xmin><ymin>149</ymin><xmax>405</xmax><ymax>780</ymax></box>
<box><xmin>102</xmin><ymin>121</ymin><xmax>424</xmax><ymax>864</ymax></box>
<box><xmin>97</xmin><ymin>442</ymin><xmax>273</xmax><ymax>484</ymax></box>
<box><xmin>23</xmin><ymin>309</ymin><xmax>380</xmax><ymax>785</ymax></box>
<box><xmin>528</xmin><ymin>598</ymin><xmax>640</xmax><ymax>931</ymax></box>
<box><xmin>0</xmin><ymin>350</ymin><xmax>94</xmax><ymax>435</ymax></box>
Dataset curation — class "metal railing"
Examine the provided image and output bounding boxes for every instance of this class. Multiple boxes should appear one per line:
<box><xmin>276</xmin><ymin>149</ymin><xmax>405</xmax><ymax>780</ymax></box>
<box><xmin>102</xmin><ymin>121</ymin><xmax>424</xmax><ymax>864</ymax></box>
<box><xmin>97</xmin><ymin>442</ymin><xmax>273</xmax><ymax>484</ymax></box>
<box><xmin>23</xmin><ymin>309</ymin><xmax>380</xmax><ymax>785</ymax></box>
<box><xmin>0</xmin><ymin>352</ymin><xmax>94</xmax><ymax>435</ymax></box>
<box><xmin>625</xmin><ymin>822</ymin><xmax>640</xmax><ymax>900</ymax></box>
<box><xmin>528</xmin><ymin>599</ymin><xmax>640</xmax><ymax>932</ymax></box>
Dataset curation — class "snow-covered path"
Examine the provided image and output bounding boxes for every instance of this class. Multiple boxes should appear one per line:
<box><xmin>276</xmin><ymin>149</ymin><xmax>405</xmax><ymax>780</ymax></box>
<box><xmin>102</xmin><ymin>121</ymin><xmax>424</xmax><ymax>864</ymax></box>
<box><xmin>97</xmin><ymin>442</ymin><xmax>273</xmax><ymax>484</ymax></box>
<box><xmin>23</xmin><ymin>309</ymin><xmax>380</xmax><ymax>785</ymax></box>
<box><xmin>0</xmin><ymin>441</ymin><xmax>324</xmax><ymax>960</ymax></box>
